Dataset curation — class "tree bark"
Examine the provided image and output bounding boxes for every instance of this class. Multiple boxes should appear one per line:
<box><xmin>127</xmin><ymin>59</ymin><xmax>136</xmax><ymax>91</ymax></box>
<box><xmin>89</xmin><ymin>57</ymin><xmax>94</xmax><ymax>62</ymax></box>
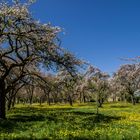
<box><xmin>83</xmin><ymin>95</ymin><xmax>86</xmax><ymax>103</ymax></box>
<box><xmin>7</xmin><ymin>90</ymin><xmax>14</xmax><ymax>110</ymax></box>
<box><xmin>68</xmin><ymin>95</ymin><xmax>73</xmax><ymax>106</ymax></box>
<box><xmin>12</xmin><ymin>95</ymin><xmax>16</xmax><ymax>108</ymax></box>
<box><xmin>131</xmin><ymin>94</ymin><xmax>135</xmax><ymax>105</ymax></box>
<box><xmin>7</xmin><ymin>98</ymin><xmax>12</xmax><ymax>111</ymax></box>
<box><xmin>0</xmin><ymin>81</ymin><xmax>6</xmax><ymax>119</ymax></box>
<box><xmin>98</xmin><ymin>98</ymin><xmax>103</xmax><ymax>108</ymax></box>
<box><xmin>47</xmin><ymin>92</ymin><xmax>51</xmax><ymax>106</ymax></box>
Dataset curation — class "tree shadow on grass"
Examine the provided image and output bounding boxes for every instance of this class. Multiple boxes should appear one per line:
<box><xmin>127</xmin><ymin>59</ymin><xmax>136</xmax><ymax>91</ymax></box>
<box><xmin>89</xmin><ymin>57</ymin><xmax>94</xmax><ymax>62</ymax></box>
<box><xmin>10</xmin><ymin>107</ymin><xmax>74</xmax><ymax>114</ymax></box>
<box><xmin>69</xmin><ymin>111</ymin><xmax>123</xmax><ymax>130</ymax></box>
<box><xmin>82</xmin><ymin>113</ymin><xmax>122</xmax><ymax>123</ymax></box>
<box><xmin>0</xmin><ymin>107</ymin><xmax>124</xmax><ymax>137</ymax></box>
<box><xmin>10</xmin><ymin>113</ymin><xmax>46</xmax><ymax>122</ymax></box>
<box><xmin>8</xmin><ymin>106</ymin><xmax>123</xmax><ymax>124</ymax></box>
<box><xmin>0</xmin><ymin>119</ymin><xmax>17</xmax><ymax>133</ymax></box>
<box><xmin>0</xmin><ymin>107</ymin><xmax>73</xmax><ymax>133</ymax></box>
<box><xmin>0</xmin><ymin>113</ymin><xmax>46</xmax><ymax>133</ymax></box>
<box><xmin>71</xmin><ymin>110</ymin><xmax>123</xmax><ymax>122</ymax></box>
<box><xmin>110</xmin><ymin>105</ymin><xmax>129</xmax><ymax>108</ymax></box>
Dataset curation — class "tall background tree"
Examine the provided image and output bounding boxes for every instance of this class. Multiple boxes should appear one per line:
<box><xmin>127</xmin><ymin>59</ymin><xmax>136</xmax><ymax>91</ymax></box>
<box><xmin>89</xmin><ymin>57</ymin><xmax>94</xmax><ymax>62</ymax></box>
<box><xmin>114</xmin><ymin>64</ymin><xmax>140</xmax><ymax>105</ymax></box>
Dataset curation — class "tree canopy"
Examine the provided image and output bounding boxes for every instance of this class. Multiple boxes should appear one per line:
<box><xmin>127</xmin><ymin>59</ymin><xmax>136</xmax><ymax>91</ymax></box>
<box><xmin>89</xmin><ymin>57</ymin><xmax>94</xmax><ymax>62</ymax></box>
<box><xmin>0</xmin><ymin>0</ymin><xmax>82</xmax><ymax>119</ymax></box>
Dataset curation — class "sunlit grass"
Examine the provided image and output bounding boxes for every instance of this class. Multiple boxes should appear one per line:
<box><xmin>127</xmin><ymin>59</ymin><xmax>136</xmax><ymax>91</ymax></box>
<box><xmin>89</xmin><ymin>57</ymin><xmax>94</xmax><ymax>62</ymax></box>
<box><xmin>0</xmin><ymin>102</ymin><xmax>140</xmax><ymax>139</ymax></box>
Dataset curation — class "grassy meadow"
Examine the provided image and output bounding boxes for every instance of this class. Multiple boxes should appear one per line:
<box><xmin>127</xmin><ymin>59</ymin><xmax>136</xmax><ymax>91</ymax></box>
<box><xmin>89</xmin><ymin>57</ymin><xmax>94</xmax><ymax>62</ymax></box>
<box><xmin>0</xmin><ymin>102</ymin><xmax>140</xmax><ymax>140</ymax></box>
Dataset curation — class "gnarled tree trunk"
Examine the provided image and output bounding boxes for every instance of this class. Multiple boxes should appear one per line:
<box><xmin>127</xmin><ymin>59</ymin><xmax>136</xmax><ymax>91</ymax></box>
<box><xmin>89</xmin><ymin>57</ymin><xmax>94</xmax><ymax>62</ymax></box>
<box><xmin>0</xmin><ymin>81</ymin><xmax>6</xmax><ymax>119</ymax></box>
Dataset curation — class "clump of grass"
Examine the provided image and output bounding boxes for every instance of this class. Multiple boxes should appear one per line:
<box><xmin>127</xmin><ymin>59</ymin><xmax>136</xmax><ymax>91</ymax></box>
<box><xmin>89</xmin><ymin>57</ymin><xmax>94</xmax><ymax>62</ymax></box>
<box><xmin>0</xmin><ymin>102</ymin><xmax>140</xmax><ymax>139</ymax></box>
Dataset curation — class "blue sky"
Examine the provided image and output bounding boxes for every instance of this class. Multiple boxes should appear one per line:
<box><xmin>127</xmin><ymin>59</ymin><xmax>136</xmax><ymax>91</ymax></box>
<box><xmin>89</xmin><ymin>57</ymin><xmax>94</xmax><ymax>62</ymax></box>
<box><xmin>13</xmin><ymin>0</ymin><xmax>140</xmax><ymax>73</ymax></box>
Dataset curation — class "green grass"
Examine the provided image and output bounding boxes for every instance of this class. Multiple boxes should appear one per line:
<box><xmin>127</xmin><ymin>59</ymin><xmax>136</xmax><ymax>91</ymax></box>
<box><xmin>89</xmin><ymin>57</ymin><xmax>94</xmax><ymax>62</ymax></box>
<box><xmin>0</xmin><ymin>102</ymin><xmax>140</xmax><ymax>140</ymax></box>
